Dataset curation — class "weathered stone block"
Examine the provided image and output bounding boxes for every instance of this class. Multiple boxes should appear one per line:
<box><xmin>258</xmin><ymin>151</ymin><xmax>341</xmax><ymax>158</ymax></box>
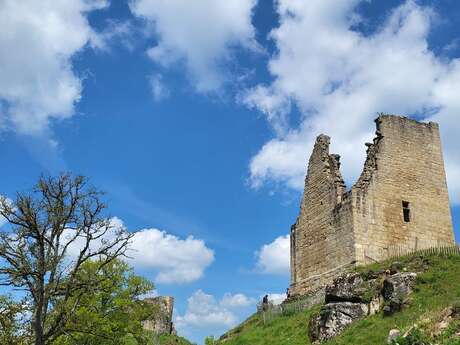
<box><xmin>382</xmin><ymin>272</ymin><xmax>417</xmax><ymax>315</ymax></box>
<box><xmin>309</xmin><ymin>302</ymin><xmax>368</xmax><ymax>342</ymax></box>
<box><xmin>325</xmin><ymin>273</ymin><xmax>365</xmax><ymax>303</ymax></box>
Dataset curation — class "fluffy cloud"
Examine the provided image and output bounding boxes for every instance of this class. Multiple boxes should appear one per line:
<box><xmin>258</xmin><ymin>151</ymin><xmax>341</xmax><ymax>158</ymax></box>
<box><xmin>127</xmin><ymin>227</ymin><xmax>214</xmax><ymax>284</ymax></box>
<box><xmin>65</xmin><ymin>217</ymin><xmax>214</xmax><ymax>284</ymax></box>
<box><xmin>266</xmin><ymin>293</ymin><xmax>287</xmax><ymax>306</ymax></box>
<box><xmin>176</xmin><ymin>290</ymin><xmax>237</xmax><ymax>330</ymax></box>
<box><xmin>175</xmin><ymin>290</ymin><xmax>255</xmax><ymax>333</ymax></box>
<box><xmin>220</xmin><ymin>293</ymin><xmax>256</xmax><ymax>309</ymax></box>
<box><xmin>255</xmin><ymin>235</ymin><xmax>290</xmax><ymax>275</ymax></box>
<box><xmin>0</xmin><ymin>0</ymin><xmax>108</xmax><ymax>135</ymax></box>
<box><xmin>244</xmin><ymin>0</ymin><xmax>460</xmax><ymax>204</ymax></box>
<box><xmin>129</xmin><ymin>0</ymin><xmax>258</xmax><ymax>92</ymax></box>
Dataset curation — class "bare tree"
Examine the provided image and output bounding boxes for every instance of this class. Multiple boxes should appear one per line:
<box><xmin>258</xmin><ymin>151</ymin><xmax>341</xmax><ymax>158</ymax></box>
<box><xmin>0</xmin><ymin>174</ymin><xmax>133</xmax><ymax>345</ymax></box>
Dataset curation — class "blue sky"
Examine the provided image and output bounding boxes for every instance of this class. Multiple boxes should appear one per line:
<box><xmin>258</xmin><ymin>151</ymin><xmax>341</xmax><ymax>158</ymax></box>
<box><xmin>0</xmin><ymin>0</ymin><xmax>460</xmax><ymax>343</ymax></box>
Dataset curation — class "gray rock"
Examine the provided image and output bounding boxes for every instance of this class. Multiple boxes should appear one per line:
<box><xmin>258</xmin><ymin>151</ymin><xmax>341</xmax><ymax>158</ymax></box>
<box><xmin>382</xmin><ymin>272</ymin><xmax>417</xmax><ymax>315</ymax></box>
<box><xmin>325</xmin><ymin>273</ymin><xmax>365</xmax><ymax>303</ymax></box>
<box><xmin>383</xmin><ymin>305</ymin><xmax>392</xmax><ymax>316</ymax></box>
<box><xmin>387</xmin><ymin>329</ymin><xmax>401</xmax><ymax>344</ymax></box>
<box><xmin>309</xmin><ymin>302</ymin><xmax>368</xmax><ymax>342</ymax></box>
<box><xmin>368</xmin><ymin>295</ymin><xmax>383</xmax><ymax>315</ymax></box>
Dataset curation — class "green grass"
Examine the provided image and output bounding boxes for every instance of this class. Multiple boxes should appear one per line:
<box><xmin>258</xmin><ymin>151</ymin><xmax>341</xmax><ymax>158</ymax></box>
<box><xmin>216</xmin><ymin>254</ymin><xmax>460</xmax><ymax>345</ymax></box>
<box><xmin>217</xmin><ymin>306</ymin><xmax>321</xmax><ymax>345</ymax></box>
<box><xmin>156</xmin><ymin>333</ymin><xmax>194</xmax><ymax>345</ymax></box>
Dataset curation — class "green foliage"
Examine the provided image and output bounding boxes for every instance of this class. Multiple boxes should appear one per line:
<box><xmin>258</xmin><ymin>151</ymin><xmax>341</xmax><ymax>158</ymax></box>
<box><xmin>156</xmin><ymin>334</ymin><xmax>194</xmax><ymax>345</ymax></box>
<box><xmin>205</xmin><ymin>335</ymin><xmax>216</xmax><ymax>345</ymax></box>
<box><xmin>53</xmin><ymin>259</ymin><xmax>155</xmax><ymax>345</ymax></box>
<box><xmin>0</xmin><ymin>295</ymin><xmax>30</xmax><ymax>344</ymax></box>
<box><xmin>361</xmin><ymin>277</ymin><xmax>384</xmax><ymax>304</ymax></box>
<box><xmin>215</xmin><ymin>254</ymin><xmax>460</xmax><ymax>345</ymax></box>
<box><xmin>0</xmin><ymin>174</ymin><xmax>133</xmax><ymax>345</ymax></box>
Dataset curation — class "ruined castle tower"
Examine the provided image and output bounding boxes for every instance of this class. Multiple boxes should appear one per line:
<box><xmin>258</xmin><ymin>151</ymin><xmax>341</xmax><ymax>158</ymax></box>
<box><xmin>289</xmin><ymin>115</ymin><xmax>455</xmax><ymax>298</ymax></box>
<box><xmin>142</xmin><ymin>296</ymin><xmax>175</xmax><ymax>335</ymax></box>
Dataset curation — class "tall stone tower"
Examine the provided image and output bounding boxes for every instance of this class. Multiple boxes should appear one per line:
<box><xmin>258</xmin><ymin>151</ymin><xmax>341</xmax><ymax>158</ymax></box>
<box><xmin>289</xmin><ymin>115</ymin><xmax>455</xmax><ymax>298</ymax></box>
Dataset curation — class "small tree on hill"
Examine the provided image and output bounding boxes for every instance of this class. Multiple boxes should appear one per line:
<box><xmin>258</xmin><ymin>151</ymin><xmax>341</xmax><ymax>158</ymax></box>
<box><xmin>0</xmin><ymin>174</ymin><xmax>133</xmax><ymax>345</ymax></box>
<box><xmin>205</xmin><ymin>335</ymin><xmax>216</xmax><ymax>345</ymax></box>
<box><xmin>0</xmin><ymin>295</ymin><xmax>29</xmax><ymax>344</ymax></box>
<box><xmin>53</xmin><ymin>259</ymin><xmax>155</xmax><ymax>345</ymax></box>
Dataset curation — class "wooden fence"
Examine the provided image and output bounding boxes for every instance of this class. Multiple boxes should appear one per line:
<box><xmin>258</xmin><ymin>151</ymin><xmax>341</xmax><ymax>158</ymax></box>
<box><xmin>258</xmin><ymin>290</ymin><xmax>324</xmax><ymax>325</ymax></box>
<box><xmin>259</xmin><ymin>244</ymin><xmax>460</xmax><ymax>324</ymax></box>
<box><xmin>387</xmin><ymin>244</ymin><xmax>460</xmax><ymax>260</ymax></box>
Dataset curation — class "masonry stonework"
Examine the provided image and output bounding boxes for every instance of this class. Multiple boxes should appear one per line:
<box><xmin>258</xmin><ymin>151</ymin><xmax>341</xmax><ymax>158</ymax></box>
<box><xmin>289</xmin><ymin>115</ymin><xmax>455</xmax><ymax>298</ymax></box>
<box><xmin>142</xmin><ymin>296</ymin><xmax>175</xmax><ymax>335</ymax></box>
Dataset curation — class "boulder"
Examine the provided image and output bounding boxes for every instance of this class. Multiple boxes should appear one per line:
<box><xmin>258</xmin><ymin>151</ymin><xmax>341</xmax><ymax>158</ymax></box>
<box><xmin>309</xmin><ymin>302</ymin><xmax>368</xmax><ymax>342</ymax></box>
<box><xmin>325</xmin><ymin>273</ymin><xmax>365</xmax><ymax>303</ymax></box>
<box><xmin>382</xmin><ymin>272</ymin><xmax>417</xmax><ymax>315</ymax></box>
<box><xmin>387</xmin><ymin>329</ymin><xmax>401</xmax><ymax>344</ymax></box>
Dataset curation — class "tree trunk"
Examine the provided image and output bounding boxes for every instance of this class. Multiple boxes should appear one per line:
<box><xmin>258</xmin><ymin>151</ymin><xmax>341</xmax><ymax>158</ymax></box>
<box><xmin>34</xmin><ymin>318</ymin><xmax>44</xmax><ymax>345</ymax></box>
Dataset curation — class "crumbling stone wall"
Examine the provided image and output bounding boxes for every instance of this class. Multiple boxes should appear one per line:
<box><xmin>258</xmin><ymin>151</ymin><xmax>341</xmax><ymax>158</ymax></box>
<box><xmin>352</xmin><ymin>115</ymin><xmax>454</xmax><ymax>263</ymax></box>
<box><xmin>289</xmin><ymin>135</ymin><xmax>355</xmax><ymax>297</ymax></box>
<box><xmin>289</xmin><ymin>115</ymin><xmax>455</xmax><ymax>298</ymax></box>
<box><xmin>142</xmin><ymin>296</ymin><xmax>175</xmax><ymax>335</ymax></box>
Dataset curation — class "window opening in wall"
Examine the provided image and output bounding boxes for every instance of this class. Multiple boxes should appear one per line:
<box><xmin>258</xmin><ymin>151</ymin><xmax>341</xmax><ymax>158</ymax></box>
<box><xmin>402</xmin><ymin>201</ymin><xmax>410</xmax><ymax>223</ymax></box>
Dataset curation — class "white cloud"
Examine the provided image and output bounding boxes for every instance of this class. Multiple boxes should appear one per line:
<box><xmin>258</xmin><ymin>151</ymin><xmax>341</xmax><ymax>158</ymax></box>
<box><xmin>63</xmin><ymin>217</ymin><xmax>128</xmax><ymax>260</ymax></box>
<box><xmin>0</xmin><ymin>196</ymin><xmax>14</xmax><ymax>228</ymax></box>
<box><xmin>266</xmin><ymin>293</ymin><xmax>287</xmax><ymax>306</ymax></box>
<box><xmin>90</xmin><ymin>19</ymin><xmax>135</xmax><ymax>52</ymax></box>
<box><xmin>0</xmin><ymin>0</ymin><xmax>108</xmax><ymax>135</ymax></box>
<box><xmin>175</xmin><ymin>290</ymin><xmax>256</xmax><ymax>335</ymax></box>
<box><xmin>244</xmin><ymin>0</ymin><xmax>460</xmax><ymax>204</ymax></box>
<box><xmin>148</xmin><ymin>74</ymin><xmax>170</xmax><ymax>101</ymax></box>
<box><xmin>127</xmin><ymin>227</ymin><xmax>215</xmax><ymax>284</ymax></box>
<box><xmin>129</xmin><ymin>0</ymin><xmax>258</xmax><ymax>92</ymax></box>
<box><xmin>65</xmin><ymin>217</ymin><xmax>214</xmax><ymax>284</ymax></box>
<box><xmin>175</xmin><ymin>290</ymin><xmax>238</xmax><ymax>330</ymax></box>
<box><xmin>220</xmin><ymin>293</ymin><xmax>256</xmax><ymax>309</ymax></box>
<box><xmin>255</xmin><ymin>235</ymin><xmax>290</xmax><ymax>275</ymax></box>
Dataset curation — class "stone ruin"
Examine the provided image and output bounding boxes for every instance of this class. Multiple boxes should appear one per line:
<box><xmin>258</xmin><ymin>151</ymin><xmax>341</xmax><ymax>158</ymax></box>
<box><xmin>289</xmin><ymin>114</ymin><xmax>455</xmax><ymax>299</ymax></box>
<box><xmin>142</xmin><ymin>296</ymin><xmax>175</xmax><ymax>335</ymax></box>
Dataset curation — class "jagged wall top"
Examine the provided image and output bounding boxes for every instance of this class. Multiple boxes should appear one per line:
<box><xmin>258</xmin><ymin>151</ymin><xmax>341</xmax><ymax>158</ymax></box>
<box><xmin>289</xmin><ymin>114</ymin><xmax>454</xmax><ymax>299</ymax></box>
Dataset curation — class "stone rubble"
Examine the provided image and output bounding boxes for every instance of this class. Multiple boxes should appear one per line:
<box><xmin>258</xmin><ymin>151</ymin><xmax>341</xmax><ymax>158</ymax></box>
<box><xmin>309</xmin><ymin>267</ymin><xmax>417</xmax><ymax>343</ymax></box>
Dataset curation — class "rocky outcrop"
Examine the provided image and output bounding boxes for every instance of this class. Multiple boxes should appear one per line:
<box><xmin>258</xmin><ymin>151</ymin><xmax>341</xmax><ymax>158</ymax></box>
<box><xmin>309</xmin><ymin>267</ymin><xmax>417</xmax><ymax>343</ymax></box>
<box><xmin>309</xmin><ymin>302</ymin><xmax>368</xmax><ymax>342</ymax></box>
<box><xmin>325</xmin><ymin>273</ymin><xmax>365</xmax><ymax>303</ymax></box>
<box><xmin>382</xmin><ymin>273</ymin><xmax>417</xmax><ymax>315</ymax></box>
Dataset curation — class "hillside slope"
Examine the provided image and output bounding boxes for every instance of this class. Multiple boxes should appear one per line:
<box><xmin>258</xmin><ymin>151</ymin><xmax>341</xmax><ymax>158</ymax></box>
<box><xmin>216</xmin><ymin>253</ymin><xmax>460</xmax><ymax>345</ymax></box>
<box><xmin>147</xmin><ymin>333</ymin><xmax>193</xmax><ymax>345</ymax></box>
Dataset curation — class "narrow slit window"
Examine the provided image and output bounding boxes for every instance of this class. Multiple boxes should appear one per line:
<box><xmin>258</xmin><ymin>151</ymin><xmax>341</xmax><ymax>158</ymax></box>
<box><xmin>402</xmin><ymin>201</ymin><xmax>410</xmax><ymax>223</ymax></box>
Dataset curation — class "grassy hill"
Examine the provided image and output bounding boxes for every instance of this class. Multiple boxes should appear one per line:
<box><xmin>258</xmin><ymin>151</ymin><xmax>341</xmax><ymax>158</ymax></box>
<box><xmin>146</xmin><ymin>333</ymin><xmax>193</xmax><ymax>345</ymax></box>
<box><xmin>159</xmin><ymin>334</ymin><xmax>193</xmax><ymax>345</ymax></box>
<box><xmin>216</xmin><ymin>253</ymin><xmax>460</xmax><ymax>345</ymax></box>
